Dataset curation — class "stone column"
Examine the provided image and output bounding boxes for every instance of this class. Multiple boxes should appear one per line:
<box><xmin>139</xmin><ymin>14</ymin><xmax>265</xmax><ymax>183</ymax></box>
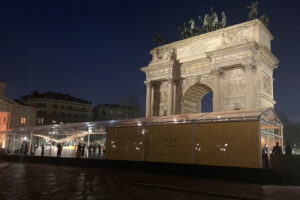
<box><xmin>173</xmin><ymin>80</ymin><xmax>177</xmax><ymax>114</ymax></box>
<box><xmin>212</xmin><ymin>69</ymin><xmax>221</xmax><ymax>112</ymax></box>
<box><xmin>245</xmin><ymin>64</ymin><xmax>256</xmax><ymax>109</ymax></box>
<box><xmin>167</xmin><ymin>78</ymin><xmax>174</xmax><ymax>115</ymax></box>
<box><xmin>151</xmin><ymin>83</ymin><xmax>155</xmax><ymax>116</ymax></box>
<box><xmin>145</xmin><ymin>81</ymin><xmax>152</xmax><ymax>117</ymax></box>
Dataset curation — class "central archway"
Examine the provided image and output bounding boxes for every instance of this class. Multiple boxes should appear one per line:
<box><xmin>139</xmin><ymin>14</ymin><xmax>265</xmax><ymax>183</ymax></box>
<box><xmin>181</xmin><ymin>84</ymin><xmax>213</xmax><ymax>114</ymax></box>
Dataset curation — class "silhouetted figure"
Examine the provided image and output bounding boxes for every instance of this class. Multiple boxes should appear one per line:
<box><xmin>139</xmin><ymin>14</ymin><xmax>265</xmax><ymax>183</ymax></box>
<box><xmin>97</xmin><ymin>144</ymin><xmax>101</xmax><ymax>158</ymax></box>
<box><xmin>41</xmin><ymin>144</ymin><xmax>44</xmax><ymax>156</ymax></box>
<box><xmin>76</xmin><ymin>144</ymin><xmax>82</xmax><ymax>158</ymax></box>
<box><xmin>21</xmin><ymin>142</ymin><xmax>28</xmax><ymax>155</ymax></box>
<box><xmin>272</xmin><ymin>142</ymin><xmax>282</xmax><ymax>155</ymax></box>
<box><xmin>262</xmin><ymin>144</ymin><xmax>269</xmax><ymax>168</ymax></box>
<box><xmin>82</xmin><ymin>144</ymin><xmax>86</xmax><ymax>157</ymax></box>
<box><xmin>88</xmin><ymin>144</ymin><xmax>92</xmax><ymax>158</ymax></box>
<box><xmin>285</xmin><ymin>142</ymin><xmax>292</xmax><ymax>156</ymax></box>
<box><xmin>57</xmin><ymin>143</ymin><xmax>63</xmax><ymax>157</ymax></box>
<box><xmin>92</xmin><ymin>144</ymin><xmax>96</xmax><ymax>159</ymax></box>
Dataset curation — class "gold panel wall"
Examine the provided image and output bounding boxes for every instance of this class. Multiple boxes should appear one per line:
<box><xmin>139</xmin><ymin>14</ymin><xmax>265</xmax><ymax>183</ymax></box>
<box><xmin>106</xmin><ymin>121</ymin><xmax>262</xmax><ymax>168</ymax></box>
<box><xmin>194</xmin><ymin>121</ymin><xmax>260</xmax><ymax>168</ymax></box>
<box><xmin>145</xmin><ymin>124</ymin><xmax>194</xmax><ymax>164</ymax></box>
<box><xmin>106</xmin><ymin>126</ymin><xmax>144</xmax><ymax>161</ymax></box>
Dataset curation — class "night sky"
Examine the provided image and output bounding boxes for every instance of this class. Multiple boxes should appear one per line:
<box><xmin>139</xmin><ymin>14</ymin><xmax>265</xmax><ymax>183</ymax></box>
<box><xmin>0</xmin><ymin>0</ymin><xmax>299</xmax><ymax>120</ymax></box>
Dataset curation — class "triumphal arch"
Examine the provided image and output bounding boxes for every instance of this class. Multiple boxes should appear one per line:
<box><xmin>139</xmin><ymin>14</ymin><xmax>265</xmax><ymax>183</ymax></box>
<box><xmin>141</xmin><ymin>19</ymin><xmax>279</xmax><ymax>117</ymax></box>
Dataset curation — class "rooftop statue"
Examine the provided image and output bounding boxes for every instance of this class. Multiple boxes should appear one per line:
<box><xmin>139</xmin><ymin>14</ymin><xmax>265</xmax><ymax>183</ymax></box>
<box><xmin>153</xmin><ymin>34</ymin><xmax>168</xmax><ymax>45</ymax></box>
<box><xmin>260</xmin><ymin>14</ymin><xmax>270</xmax><ymax>27</ymax></box>
<box><xmin>177</xmin><ymin>9</ymin><xmax>227</xmax><ymax>40</ymax></box>
<box><xmin>220</xmin><ymin>11</ymin><xmax>227</xmax><ymax>28</ymax></box>
<box><xmin>246</xmin><ymin>1</ymin><xmax>259</xmax><ymax>20</ymax></box>
<box><xmin>154</xmin><ymin>2</ymin><xmax>270</xmax><ymax>45</ymax></box>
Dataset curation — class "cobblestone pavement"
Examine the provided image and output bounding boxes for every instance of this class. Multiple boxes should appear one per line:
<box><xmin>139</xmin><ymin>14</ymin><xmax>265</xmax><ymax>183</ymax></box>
<box><xmin>0</xmin><ymin>163</ymin><xmax>236</xmax><ymax>200</ymax></box>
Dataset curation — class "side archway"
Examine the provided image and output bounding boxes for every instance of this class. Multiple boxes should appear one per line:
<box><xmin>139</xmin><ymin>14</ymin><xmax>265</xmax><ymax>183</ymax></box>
<box><xmin>181</xmin><ymin>84</ymin><xmax>212</xmax><ymax>114</ymax></box>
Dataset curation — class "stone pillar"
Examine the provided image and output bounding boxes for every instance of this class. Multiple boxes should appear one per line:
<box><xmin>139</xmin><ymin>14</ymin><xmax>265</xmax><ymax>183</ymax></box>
<box><xmin>245</xmin><ymin>64</ymin><xmax>256</xmax><ymax>109</ymax></box>
<box><xmin>212</xmin><ymin>69</ymin><xmax>221</xmax><ymax>112</ymax></box>
<box><xmin>151</xmin><ymin>84</ymin><xmax>155</xmax><ymax>116</ymax></box>
<box><xmin>145</xmin><ymin>81</ymin><xmax>152</xmax><ymax>117</ymax></box>
<box><xmin>167</xmin><ymin>79</ymin><xmax>174</xmax><ymax>115</ymax></box>
<box><xmin>173</xmin><ymin>80</ymin><xmax>177</xmax><ymax>114</ymax></box>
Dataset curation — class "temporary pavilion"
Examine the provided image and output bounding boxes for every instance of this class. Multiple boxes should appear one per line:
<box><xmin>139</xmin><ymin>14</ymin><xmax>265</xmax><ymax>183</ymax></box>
<box><xmin>0</xmin><ymin>107</ymin><xmax>282</xmax><ymax>169</ymax></box>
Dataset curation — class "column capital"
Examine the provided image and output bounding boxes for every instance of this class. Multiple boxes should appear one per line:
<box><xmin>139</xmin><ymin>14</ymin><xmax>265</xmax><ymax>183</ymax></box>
<box><xmin>144</xmin><ymin>81</ymin><xmax>152</xmax><ymax>88</ymax></box>
<box><xmin>243</xmin><ymin>64</ymin><xmax>257</xmax><ymax>72</ymax></box>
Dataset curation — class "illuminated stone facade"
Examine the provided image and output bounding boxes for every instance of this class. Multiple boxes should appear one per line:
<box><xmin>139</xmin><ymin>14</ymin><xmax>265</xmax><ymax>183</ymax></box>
<box><xmin>141</xmin><ymin>19</ymin><xmax>279</xmax><ymax>117</ymax></box>
<box><xmin>18</xmin><ymin>92</ymin><xmax>93</xmax><ymax>125</ymax></box>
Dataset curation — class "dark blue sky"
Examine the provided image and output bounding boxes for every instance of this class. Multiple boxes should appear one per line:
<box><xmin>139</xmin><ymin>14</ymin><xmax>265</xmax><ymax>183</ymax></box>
<box><xmin>0</xmin><ymin>0</ymin><xmax>299</xmax><ymax>119</ymax></box>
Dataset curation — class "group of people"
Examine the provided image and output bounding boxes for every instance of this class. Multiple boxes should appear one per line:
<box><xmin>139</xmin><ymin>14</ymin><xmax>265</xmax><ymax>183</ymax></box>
<box><xmin>262</xmin><ymin>142</ymin><xmax>293</xmax><ymax>168</ymax></box>
<box><xmin>76</xmin><ymin>143</ymin><xmax>103</xmax><ymax>159</ymax></box>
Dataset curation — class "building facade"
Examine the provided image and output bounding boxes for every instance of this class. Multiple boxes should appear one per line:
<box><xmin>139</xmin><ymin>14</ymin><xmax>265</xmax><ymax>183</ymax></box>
<box><xmin>0</xmin><ymin>81</ymin><xmax>37</xmax><ymax>147</ymax></box>
<box><xmin>141</xmin><ymin>19</ymin><xmax>279</xmax><ymax>117</ymax></box>
<box><xmin>93</xmin><ymin>104</ymin><xmax>140</xmax><ymax>121</ymax></box>
<box><xmin>18</xmin><ymin>91</ymin><xmax>93</xmax><ymax>125</ymax></box>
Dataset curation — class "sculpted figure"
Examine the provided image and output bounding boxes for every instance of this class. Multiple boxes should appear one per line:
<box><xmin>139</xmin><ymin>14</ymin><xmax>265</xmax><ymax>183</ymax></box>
<box><xmin>246</xmin><ymin>1</ymin><xmax>258</xmax><ymax>20</ymax></box>
<box><xmin>153</xmin><ymin>34</ymin><xmax>167</xmax><ymax>45</ymax></box>
<box><xmin>163</xmin><ymin>49</ymin><xmax>176</xmax><ymax>61</ymax></box>
<box><xmin>212</xmin><ymin>12</ymin><xmax>219</xmax><ymax>30</ymax></box>
<box><xmin>260</xmin><ymin>14</ymin><xmax>270</xmax><ymax>27</ymax></box>
<box><xmin>203</xmin><ymin>14</ymin><xmax>209</xmax><ymax>32</ymax></box>
<box><xmin>188</xmin><ymin>19</ymin><xmax>200</xmax><ymax>36</ymax></box>
<box><xmin>152</xmin><ymin>49</ymin><xmax>162</xmax><ymax>61</ymax></box>
<box><xmin>220</xmin><ymin>11</ymin><xmax>227</xmax><ymax>28</ymax></box>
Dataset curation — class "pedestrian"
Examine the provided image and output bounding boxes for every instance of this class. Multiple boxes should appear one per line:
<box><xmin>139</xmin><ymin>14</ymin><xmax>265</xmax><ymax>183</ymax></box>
<box><xmin>272</xmin><ymin>142</ymin><xmax>282</xmax><ymax>155</ymax></box>
<box><xmin>24</xmin><ymin>142</ymin><xmax>28</xmax><ymax>155</ymax></box>
<box><xmin>92</xmin><ymin>144</ymin><xmax>96</xmax><ymax>159</ymax></box>
<box><xmin>97</xmin><ymin>144</ymin><xmax>101</xmax><ymax>158</ymax></box>
<box><xmin>262</xmin><ymin>144</ymin><xmax>269</xmax><ymax>168</ymax></box>
<box><xmin>82</xmin><ymin>144</ymin><xmax>86</xmax><ymax>157</ymax></box>
<box><xmin>57</xmin><ymin>143</ymin><xmax>63</xmax><ymax>157</ymax></box>
<box><xmin>88</xmin><ymin>144</ymin><xmax>92</xmax><ymax>158</ymax></box>
<box><xmin>41</xmin><ymin>143</ymin><xmax>44</xmax><ymax>156</ymax></box>
<box><xmin>76</xmin><ymin>144</ymin><xmax>82</xmax><ymax>158</ymax></box>
<box><xmin>285</xmin><ymin>142</ymin><xmax>292</xmax><ymax>156</ymax></box>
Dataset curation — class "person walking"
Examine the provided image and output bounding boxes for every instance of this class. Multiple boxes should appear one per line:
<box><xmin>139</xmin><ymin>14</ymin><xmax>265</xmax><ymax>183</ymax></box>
<box><xmin>262</xmin><ymin>144</ymin><xmax>269</xmax><ymax>168</ymax></box>
<box><xmin>285</xmin><ymin>142</ymin><xmax>292</xmax><ymax>156</ymax></box>
<box><xmin>272</xmin><ymin>142</ymin><xmax>282</xmax><ymax>155</ymax></box>
<box><xmin>57</xmin><ymin>143</ymin><xmax>63</xmax><ymax>157</ymax></box>
<box><xmin>92</xmin><ymin>144</ymin><xmax>96</xmax><ymax>159</ymax></box>
<box><xmin>88</xmin><ymin>144</ymin><xmax>92</xmax><ymax>159</ymax></box>
<box><xmin>97</xmin><ymin>144</ymin><xmax>101</xmax><ymax>158</ymax></box>
<box><xmin>82</xmin><ymin>144</ymin><xmax>86</xmax><ymax>158</ymax></box>
<box><xmin>76</xmin><ymin>144</ymin><xmax>82</xmax><ymax>158</ymax></box>
<box><xmin>41</xmin><ymin>143</ymin><xmax>44</xmax><ymax>156</ymax></box>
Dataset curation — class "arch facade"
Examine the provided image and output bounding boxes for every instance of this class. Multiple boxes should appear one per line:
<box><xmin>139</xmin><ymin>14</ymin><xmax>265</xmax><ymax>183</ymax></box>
<box><xmin>141</xmin><ymin>20</ymin><xmax>279</xmax><ymax>117</ymax></box>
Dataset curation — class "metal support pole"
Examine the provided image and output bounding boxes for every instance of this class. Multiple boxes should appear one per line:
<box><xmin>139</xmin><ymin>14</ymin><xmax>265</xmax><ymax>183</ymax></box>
<box><xmin>73</xmin><ymin>129</ymin><xmax>79</xmax><ymax>158</ymax></box>
<box><xmin>49</xmin><ymin>131</ymin><xmax>53</xmax><ymax>157</ymax></box>
<box><xmin>87</xmin><ymin>129</ymin><xmax>90</xmax><ymax>158</ymax></box>
<box><xmin>6</xmin><ymin>133</ymin><xmax>10</xmax><ymax>154</ymax></box>
<box><xmin>27</xmin><ymin>132</ymin><xmax>33</xmax><ymax>156</ymax></box>
<box><xmin>10</xmin><ymin>133</ymin><xmax>15</xmax><ymax>155</ymax></box>
<box><xmin>192</xmin><ymin>120</ymin><xmax>195</xmax><ymax>164</ymax></box>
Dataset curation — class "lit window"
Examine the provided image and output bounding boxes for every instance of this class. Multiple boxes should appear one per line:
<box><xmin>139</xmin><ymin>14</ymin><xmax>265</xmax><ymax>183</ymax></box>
<box><xmin>37</xmin><ymin>117</ymin><xmax>44</xmax><ymax>124</ymax></box>
<box><xmin>21</xmin><ymin>117</ymin><xmax>26</xmax><ymax>124</ymax></box>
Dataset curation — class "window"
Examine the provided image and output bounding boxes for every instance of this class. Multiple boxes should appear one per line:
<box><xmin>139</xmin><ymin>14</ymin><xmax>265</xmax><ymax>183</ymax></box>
<box><xmin>20</xmin><ymin>117</ymin><xmax>26</xmax><ymax>124</ymax></box>
<box><xmin>37</xmin><ymin>117</ymin><xmax>44</xmax><ymax>124</ymax></box>
<box><xmin>53</xmin><ymin>104</ymin><xmax>58</xmax><ymax>109</ymax></box>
